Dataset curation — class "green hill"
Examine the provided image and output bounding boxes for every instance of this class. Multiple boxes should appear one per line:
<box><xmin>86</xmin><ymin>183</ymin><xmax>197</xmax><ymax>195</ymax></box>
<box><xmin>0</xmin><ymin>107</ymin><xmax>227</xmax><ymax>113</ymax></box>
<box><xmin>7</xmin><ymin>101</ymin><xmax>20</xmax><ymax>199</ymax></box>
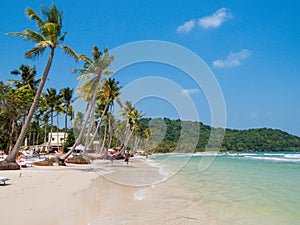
<box><xmin>139</xmin><ymin>118</ymin><xmax>300</xmax><ymax>153</ymax></box>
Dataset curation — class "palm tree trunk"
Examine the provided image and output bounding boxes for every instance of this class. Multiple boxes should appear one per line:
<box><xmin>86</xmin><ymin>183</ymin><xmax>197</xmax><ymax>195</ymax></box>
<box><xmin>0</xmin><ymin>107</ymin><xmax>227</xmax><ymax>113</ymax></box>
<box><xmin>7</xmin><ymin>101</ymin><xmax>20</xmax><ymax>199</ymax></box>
<box><xmin>8</xmin><ymin>119</ymin><xmax>15</xmax><ymax>152</ymax></box>
<box><xmin>56</xmin><ymin>112</ymin><xmax>59</xmax><ymax>151</ymax></box>
<box><xmin>84</xmin><ymin>100</ymin><xmax>96</xmax><ymax>154</ymax></box>
<box><xmin>100</xmin><ymin>122</ymin><xmax>107</xmax><ymax>155</ymax></box>
<box><xmin>44</xmin><ymin>121</ymin><xmax>47</xmax><ymax>146</ymax></box>
<box><xmin>36</xmin><ymin>132</ymin><xmax>39</xmax><ymax>146</ymax></box>
<box><xmin>5</xmin><ymin>48</ymin><xmax>55</xmax><ymax>163</ymax></box>
<box><xmin>49</xmin><ymin>112</ymin><xmax>53</xmax><ymax>148</ymax></box>
<box><xmin>87</xmin><ymin>102</ymin><xmax>109</xmax><ymax>150</ymax></box>
<box><xmin>107</xmin><ymin>110</ymin><xmax>114</xmax><ymax>149</ymax></box>
<box><xmin>60</xmin><ymin>83</ymin><xmax>99</xmax><ymax>160</ymax></box>
<box><xmin>63</xmin><ymin>106</ymin><xmax>68</xmax><ymax>150</ymax></box>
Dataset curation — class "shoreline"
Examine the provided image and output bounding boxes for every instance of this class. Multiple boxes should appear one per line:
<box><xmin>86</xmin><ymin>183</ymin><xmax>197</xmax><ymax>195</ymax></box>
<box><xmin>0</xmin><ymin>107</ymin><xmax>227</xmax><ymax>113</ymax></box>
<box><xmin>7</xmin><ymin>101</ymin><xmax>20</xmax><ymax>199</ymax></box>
<box><xmin>88</xmin><ymin>158</ymin><xmax>212</xmax><ymax>225</ymax></box>
<box><xmin>0</xmin><ymin>158</ymin><xmax>212</xmax><ymax>225</ymax></box>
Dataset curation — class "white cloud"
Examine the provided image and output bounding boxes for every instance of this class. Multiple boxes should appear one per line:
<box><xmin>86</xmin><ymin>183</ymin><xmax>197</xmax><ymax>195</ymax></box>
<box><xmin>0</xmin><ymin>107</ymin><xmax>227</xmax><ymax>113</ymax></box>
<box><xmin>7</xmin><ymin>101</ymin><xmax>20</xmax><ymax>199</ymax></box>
<box><xmin>177</xmin><ymin>8</ymin><xmax>232</xmax><ymax>33</ymax></box>
<box><xmin>213</xmin><ymin>49</ymin><xmax>252</xmax><ymax>68</ymax></box>
<box><xmin>198</xmin><ymin>8</ymin><xmax>232</xmax><ymax>29</ymax></box>
<box><xmin>181</xmin><ymin>89</ymin><xmax>200</xmax><ymax>96</ymax></box>
<box><xmin>176</xmin><ymin>20</ymin><xmax>195</xmax><ymax>33</ymax></box>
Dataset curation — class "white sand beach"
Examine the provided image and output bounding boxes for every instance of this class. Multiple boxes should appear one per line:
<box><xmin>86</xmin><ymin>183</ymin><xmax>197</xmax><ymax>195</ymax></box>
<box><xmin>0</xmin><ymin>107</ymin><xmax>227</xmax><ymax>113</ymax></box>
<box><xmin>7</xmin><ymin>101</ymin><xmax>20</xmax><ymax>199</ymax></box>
<box><xmin>0</xmin><ymin>159</ymin><xmax>212</xmax><ymax>225</ymax></box>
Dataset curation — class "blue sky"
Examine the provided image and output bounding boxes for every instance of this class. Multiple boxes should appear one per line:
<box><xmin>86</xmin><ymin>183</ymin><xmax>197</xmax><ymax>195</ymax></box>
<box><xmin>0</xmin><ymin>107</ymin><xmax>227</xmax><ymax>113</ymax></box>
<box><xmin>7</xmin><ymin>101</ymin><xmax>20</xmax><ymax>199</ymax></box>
<box><xmin>1</xmin><ymin>0</ymin><xmax>300</xmax><ymax>136</ymax></box>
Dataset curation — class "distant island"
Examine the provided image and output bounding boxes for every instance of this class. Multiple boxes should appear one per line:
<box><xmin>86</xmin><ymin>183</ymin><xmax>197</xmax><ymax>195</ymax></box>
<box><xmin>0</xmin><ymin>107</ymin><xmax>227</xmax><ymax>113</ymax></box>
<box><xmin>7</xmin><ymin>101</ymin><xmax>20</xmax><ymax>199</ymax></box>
<box><xmin>139</xmin><ymin>118</ymin><xmax>300</xmax><ymax>153</ymax></box>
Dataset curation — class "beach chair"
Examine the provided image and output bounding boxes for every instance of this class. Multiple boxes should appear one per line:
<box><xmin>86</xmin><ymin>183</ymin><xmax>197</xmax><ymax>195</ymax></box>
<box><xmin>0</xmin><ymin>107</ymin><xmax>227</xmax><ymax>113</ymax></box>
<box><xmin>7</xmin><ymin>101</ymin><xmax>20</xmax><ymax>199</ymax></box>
<box><xmin>0</xmin><ymin>177</ymin><xmax>9</xmax><ymax>185</ymax></box>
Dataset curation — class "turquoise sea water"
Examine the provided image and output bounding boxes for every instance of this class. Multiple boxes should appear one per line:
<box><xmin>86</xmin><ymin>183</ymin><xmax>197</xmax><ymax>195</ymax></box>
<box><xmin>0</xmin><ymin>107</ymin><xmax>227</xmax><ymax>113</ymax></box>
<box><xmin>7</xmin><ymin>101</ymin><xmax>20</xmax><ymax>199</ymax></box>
<box><xmin>150</xmin><ymin>152</ymin><xmax>300</xmax><ymax>225</ymax></box>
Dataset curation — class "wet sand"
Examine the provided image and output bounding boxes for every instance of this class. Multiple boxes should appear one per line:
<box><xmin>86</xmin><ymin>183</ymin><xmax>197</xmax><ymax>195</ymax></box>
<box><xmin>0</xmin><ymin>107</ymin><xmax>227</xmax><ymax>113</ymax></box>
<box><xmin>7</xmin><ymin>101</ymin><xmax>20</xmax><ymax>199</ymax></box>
<box><xmin>88</xmin><ymin>159</ymin><xmax>212</xmax><ymax>224</ymax></box>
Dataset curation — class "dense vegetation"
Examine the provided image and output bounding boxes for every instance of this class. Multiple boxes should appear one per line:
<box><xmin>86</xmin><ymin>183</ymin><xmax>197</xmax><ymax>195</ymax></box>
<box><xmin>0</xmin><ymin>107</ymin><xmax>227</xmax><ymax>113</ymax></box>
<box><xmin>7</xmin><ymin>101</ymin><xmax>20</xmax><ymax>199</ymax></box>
<box><xmin>139</xmin><ymin>118</ymin><xmax>300</xmax><ymax>153</ymax></box>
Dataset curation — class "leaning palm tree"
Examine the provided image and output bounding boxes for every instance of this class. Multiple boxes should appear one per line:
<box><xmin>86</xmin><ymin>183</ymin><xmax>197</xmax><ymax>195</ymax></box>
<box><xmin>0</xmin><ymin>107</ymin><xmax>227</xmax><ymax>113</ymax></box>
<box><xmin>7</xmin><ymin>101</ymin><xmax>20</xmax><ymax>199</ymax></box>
<box><xmin>59</xmin><ymin>46</ymin><xmax>114</xmax><ymax>161</ymax></box>
<box><xmin>118</xmin><ymin>101</ymin><xmax>145</xmax><ymax>154</ymax></box>
<box><xmin>119</xmin><ymin>101</ymin><xmax>135</xmax><ymax>147</ymax></box>
<box><xmin>114</xmin><ymin>104</ymin><xmax>145</xmax><ymax>159</ymax></box>
<box><xmin>87</xmin><ymin>78</ymin><xmax>122</xmax><ymax>151</ymax></box>
<box><xmin>1</xmin><ymin>3</ymin><xmax>78</xmax><ymax>168</ymax></box>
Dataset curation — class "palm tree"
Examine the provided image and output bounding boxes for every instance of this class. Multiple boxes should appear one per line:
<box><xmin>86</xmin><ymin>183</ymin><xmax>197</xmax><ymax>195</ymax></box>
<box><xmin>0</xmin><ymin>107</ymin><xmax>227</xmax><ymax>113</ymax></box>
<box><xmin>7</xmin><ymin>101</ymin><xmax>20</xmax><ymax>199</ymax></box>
<box><xmin>60</xmin><ymin>47</ymin><xmax>114</xmax><ymax>160</ymax></box>
<box><xmin>2</xmin><ymin>3</ymin><xmax>78</xmax><ymax>166</ymax></box>
<box><xmin>8</xmin><ymin>65</ymin><xmax>40</xmax><ymax>90</ymax></box>
<box><xmin>60</xmin><ymin>87</ymin><xmax>74</xmax><ymax>149</ymax></box>
<box><xmin>119</xmin><ymin>101</ymin><xmax>134</xmax><ymax>147</ymax></box>
<box><xmin>42</xmin><ymin>88</ymin><xmax>63</xmax><ymax>148</ymax></box>
<box><xmin>118</xmin><ymin>101</ymin><xmax>145</xmax><ymax>154</ymax></box>
<box><xmin>8</xmin><ymin>65</ymin><xmax>40</xmax><ymax>127</ymax></box>
<box><xmin>128</xmin><ymin>108</ymin><xmax>145</xmax><ymax>151</ymax></box>
<box><xmin>54</xmin><ymin>93</ymin><xmax>64</xmax><ymax>151</ymax></box>
<box><xmin>87</xmin><ymin>78</ymin><xmax>122</xmax><ymax>150</ymax></box>
<box><xmin>35</xmin><ymin>96</ymin><xmax>50</xmax><ymax>147</ymax></box>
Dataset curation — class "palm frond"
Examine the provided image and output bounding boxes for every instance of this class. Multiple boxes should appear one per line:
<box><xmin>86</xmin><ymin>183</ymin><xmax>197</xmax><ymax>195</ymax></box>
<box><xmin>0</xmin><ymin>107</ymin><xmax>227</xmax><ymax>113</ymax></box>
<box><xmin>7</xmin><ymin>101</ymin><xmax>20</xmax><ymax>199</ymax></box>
<box><xmin>76</xmin><ymin>74</ymin><xmax>93</xmax><ymax>80</ymax></box>
<box><xmin>25</xmin><ymin>47</ymin><xmax>46</xmax><ymax>59</ymax></box>
<box><xmin>7</xmin><ymin>31</ymin><xmax>34</xmax><ymax>40</ymax></box>
<box><xmin>26</xmin><ymin>8</ymin><xmax>44</xmax><ymax>27</ymax></box>
<box><xmin>116</xmin><ymin>97</ymin><xmax>123</xmax><ymax>108</ymax></box>
<box><xmin>7</xmin><ymin>29</ymin><xmax>46</xmax><ymax>43</ymax></box>
<box><xmin>69</xmin><ymin>68</ymin><xmax>88</xmax><ymax>75</ymax></box>
<box><xmin>41</xmin><ymin>3</ymin><xmax>63</xmax><ymax>25</ymax></box>
<box><xmin>7</xmin><ymin>80</ymin><xmax>22</xmax><ymax>86</ymax></box>
<box><xmin>10</xmin><ymin>70</ymin><xmax>20</xmax><ymax>75</ymax></box>
<box><xmin>78</xmin><ymin>54</ymin><xmax>93</xmax><ymax>65</ymax></box>
<box><xmin>60</xmin><ymin>44</ymin><xmax>79</xmax><ymax>61</ymax></box>
<box><xmin>25</xmin><ymin>29</ymin><xmax>47</xmax><ymax>43</ymax></box>
<box><xmin>36</xmin><ymin>40</ymin><xmax>52</xmax><ymax>47</ymax></box>
<box><xmin>59</xmin><ymin>32</ymin><xmax>67</xmax><ymax>41</ymax></box>
<box><xmin>103</xmin><ymin>70</ymin><xmax>115</xmax><ymax>75</ymax></box>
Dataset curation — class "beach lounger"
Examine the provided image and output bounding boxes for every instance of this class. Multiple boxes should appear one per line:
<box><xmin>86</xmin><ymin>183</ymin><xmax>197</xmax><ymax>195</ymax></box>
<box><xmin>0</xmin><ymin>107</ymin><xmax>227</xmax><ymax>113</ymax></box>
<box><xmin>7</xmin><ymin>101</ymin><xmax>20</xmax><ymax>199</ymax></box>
<box><xmin>0</xmin><ymin>177</ymin><xmax>9</xmax><ymax>185</ymax></box>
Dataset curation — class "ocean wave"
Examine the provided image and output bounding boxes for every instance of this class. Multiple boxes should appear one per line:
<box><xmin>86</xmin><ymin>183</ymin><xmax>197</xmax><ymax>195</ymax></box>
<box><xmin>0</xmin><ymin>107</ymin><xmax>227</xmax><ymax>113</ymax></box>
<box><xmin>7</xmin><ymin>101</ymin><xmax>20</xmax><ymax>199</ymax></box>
<box><xmin>145</xmin><ymin>159</ymin><xmax>171</xmax><ymax>177</ymax></box>
<box><xmin>244</xmin><ymin>155</ymin><xmax>300</xmax><ymax>162</ymax></box>
<box><xmin>193</xmin><ymin>152</ymin><xmax>220</xmax><ymax>156</ymax></box>
<box><xmin>283</xmin><ymin>154</ymin><xmax>300</xmax><ymax>159</ymax></box>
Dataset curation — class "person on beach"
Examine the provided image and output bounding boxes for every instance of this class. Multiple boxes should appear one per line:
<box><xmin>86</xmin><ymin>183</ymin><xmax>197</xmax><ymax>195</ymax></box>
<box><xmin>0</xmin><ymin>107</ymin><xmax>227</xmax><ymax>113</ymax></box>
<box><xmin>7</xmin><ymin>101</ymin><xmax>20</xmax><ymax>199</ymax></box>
<box><xmin>110</xmin><ymin>154</ymin><xmax>114</xmax><ymax>165</ymax></box>
<box><xmin>124</xmin><ymin>152</ymin><xmax>130</xmax><ymax>165</ymax></box>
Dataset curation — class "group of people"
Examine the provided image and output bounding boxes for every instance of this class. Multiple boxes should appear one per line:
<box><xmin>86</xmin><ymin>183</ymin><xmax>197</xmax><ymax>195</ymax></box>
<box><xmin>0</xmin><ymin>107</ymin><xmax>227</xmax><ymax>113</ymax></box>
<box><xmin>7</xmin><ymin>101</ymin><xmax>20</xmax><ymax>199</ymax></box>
<box><xmin>109</xmin><ymin>151</ymin><xmax>130</xmax><ymax>165</ymax></box>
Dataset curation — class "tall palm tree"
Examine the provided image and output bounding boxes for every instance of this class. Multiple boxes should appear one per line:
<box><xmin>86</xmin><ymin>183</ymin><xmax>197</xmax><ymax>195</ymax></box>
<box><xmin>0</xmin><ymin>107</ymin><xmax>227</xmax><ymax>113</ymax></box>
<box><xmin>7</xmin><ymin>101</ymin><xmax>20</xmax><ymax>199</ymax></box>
<box><xmin>119</xmin><ymin>101</ymin><xmax>134</xmax><ymax>147</ymax></box>
<box><xmin>35</xmin><ymin>96</ymin><xmax>50</xmax><ymax>147</ymax></box>
<box><xmin>114</xmin><ymin>103</ymin><xmax>145</xmax><ymax>159</ymax></box>
<box><xmin>60</xmin><ymin>87</ymin><xmax>74</xmax><ymax>149</ymax></box>
<box><xmin>128</xmin><ymin>108</ymin><xmax>145</xmax><ymax>149</ymax></box>
<box><xmin>3</xmin><ymin>3</ymin><xmax>78</xmax><ymax>165</ymax></box>
<box><xmin>87</xmin><ymin>78</ymin><xmax>122</xmax><ymax>150</ymax></box>
<box><xmin>42</xmin><ymin>88</ymin><xmax>62</xmax><ymax>148</ymax></box>
<box><xmin>60</xmin><ymin>47</ymin><xmax>114</xmax><ymax>160</ymax></box>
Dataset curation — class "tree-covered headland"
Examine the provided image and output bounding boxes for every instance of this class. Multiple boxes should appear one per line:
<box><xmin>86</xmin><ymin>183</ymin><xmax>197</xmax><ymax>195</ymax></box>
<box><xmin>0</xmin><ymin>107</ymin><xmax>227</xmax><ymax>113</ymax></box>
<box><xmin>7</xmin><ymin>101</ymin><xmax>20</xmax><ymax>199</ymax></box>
<box><xmin>139</xmin><ymin>118</ymin><xmax>300</xmax><ymax>153</ymax></box>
